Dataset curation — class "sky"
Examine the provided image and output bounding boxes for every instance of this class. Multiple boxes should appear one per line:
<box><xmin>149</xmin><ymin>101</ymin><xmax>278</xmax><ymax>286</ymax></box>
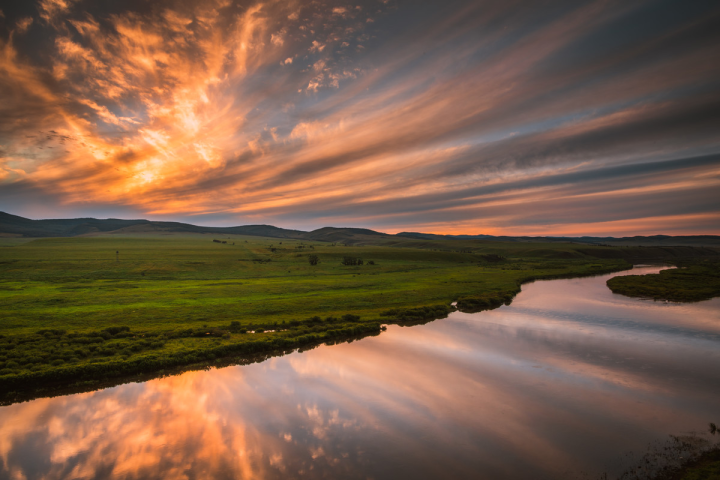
<box><xmin>0</xmin><ymin>0</ymin><xmax>719</xmax><ymax>236</ymax></box>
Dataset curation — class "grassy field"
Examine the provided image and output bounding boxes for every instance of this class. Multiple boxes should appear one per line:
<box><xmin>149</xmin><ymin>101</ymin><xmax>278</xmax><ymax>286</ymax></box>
<box><xmin>607</xmin><ymin>261</ymin><xmax>720</xmax><ymax>302</ymax></box>
<box><xmin>669</xmin><ymin>448</ymin><xmax>720</xmax><ymax>480</ymax></box>
<box><xmin>670</xmin><ymin>447</ymin><xmax>720</xmax><ymax>480</ymax></box>
<box><xmin>0</xmin><ymin>233</ymin><xmax>633</xmax><ymax>401</ymax></box>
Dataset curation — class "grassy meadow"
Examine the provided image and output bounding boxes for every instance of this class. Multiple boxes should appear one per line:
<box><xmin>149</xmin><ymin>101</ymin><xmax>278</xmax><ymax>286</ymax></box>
<box><xmin>0</xmin><ymin>233</ymin><xmax>629</xmax><ymax>401</ymax></box>
<box><xmin>607</xmin><ymin>261</ymin><xmax>720</xmax><ymax>302</ymax></box>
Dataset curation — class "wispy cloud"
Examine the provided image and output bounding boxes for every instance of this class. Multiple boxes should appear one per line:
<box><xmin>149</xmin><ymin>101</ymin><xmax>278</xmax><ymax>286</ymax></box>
<box><xmin>0</xmin><ymin>0</ymin><xmax>718</xmax><ymax>235</ymax></box>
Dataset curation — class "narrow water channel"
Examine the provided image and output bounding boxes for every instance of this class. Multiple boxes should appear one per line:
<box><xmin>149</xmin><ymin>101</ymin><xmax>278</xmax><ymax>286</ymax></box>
<box><xmin>1</xmin><ymin>266</ymin><xmax>719</xmax><ymax>479</ymax></box>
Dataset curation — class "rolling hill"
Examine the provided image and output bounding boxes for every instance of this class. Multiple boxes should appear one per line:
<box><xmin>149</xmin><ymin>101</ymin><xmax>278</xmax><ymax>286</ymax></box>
<box><xmin>1</xmin><ymin>211</ymin><xmax>719</xmax><ymax>247</ymax></box>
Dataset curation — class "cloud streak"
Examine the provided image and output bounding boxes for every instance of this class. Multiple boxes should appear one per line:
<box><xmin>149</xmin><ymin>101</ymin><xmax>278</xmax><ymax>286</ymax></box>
<box><xmin>0</xmin><ymin>0</ymin><xmax>719</xmax><ymax>235</ymax></box>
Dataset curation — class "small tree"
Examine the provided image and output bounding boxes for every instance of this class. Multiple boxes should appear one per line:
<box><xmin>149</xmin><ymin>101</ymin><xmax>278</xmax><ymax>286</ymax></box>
<box><xmin>308</xmin><ymin>254</ymin><xmax>319</xmax><ymax>266</ymax></box>
<box><xmin>341</xmin><ymin>256</ymin><xmax>363</xmax><ymax>265</ymax></box>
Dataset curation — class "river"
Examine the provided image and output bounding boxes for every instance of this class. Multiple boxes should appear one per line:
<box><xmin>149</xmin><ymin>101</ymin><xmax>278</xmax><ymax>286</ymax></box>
<box><xmin>1</xmin><ymin>266</ymin><xmax>719</xmax><ymax>479</ymax></box>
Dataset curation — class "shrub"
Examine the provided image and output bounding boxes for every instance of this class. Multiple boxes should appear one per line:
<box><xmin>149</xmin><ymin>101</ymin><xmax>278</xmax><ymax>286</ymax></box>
<box><xmin>308</xmin><ymin>254</ymin><xmax>319</xmax><ymax>266</ymax></box>
<box><xmin>341</xmin><ymin>314</ymin><xmax>360</xmax><ymax>322</ymax></box>
<box><xmin>478</xmin><ymin>254</ymin><xmax>505</xmax><ymax>263</ymax></box>
<box><xmin>102</xmin><ymin>326</ymin><xmax>131</xmax><ymax>336</ymax></box>
<box><xmin>380</xmin><ymin>305</ymin><xmax>452</xmax><ymax>321</ymax></box>
<box><xmin>201</xmin><ymin>328</ymin><xmax>229</xmax><ymax>337</ymax></box>
<box><xmin>341</xmin><ymin>256</ymin><xmax>363</xmax><ymax>266</ymax></box>
<box><xmin>36</xmin><ymin>329</ymin><xmax>66</xmax><ymax>336</ymax></box>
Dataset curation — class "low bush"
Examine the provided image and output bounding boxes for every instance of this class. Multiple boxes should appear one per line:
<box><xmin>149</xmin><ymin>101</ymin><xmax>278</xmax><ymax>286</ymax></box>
<box><xmin>456</xmin><ymin>291</ymin><xmax>516</xmax><ymax>312</ymax></box>
<box><xmin>37</xmin><ymin>329</ymin><xmax>66</xmax><ymax>336</ymax></box>
<box><xmin>341</xmin><ymin>257</ymin><xmax>363</xmax><ymax>266</ymax></box>
<box><xmin>102</xmin><ymin>326</ymin><xmax>130</xmax><ymax>336</ymax></box>
<box><xmin>381</xmin><ymin>305</ymin><xmax>452</xmax><ymax>322</ymax></box>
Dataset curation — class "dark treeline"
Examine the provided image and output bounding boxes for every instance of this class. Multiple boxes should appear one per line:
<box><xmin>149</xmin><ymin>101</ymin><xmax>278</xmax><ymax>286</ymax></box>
<box><xmin>341</xmin><ymin>257</ymin><xmax>375</xmax><ymax>265</ymax></box>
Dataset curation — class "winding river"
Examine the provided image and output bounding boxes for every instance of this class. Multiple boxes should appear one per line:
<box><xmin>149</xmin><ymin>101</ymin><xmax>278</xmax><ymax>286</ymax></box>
<box><xmin>1</xmin><ymin>266</ymin><xmax>719</xmax><ymax>479</ymax></box>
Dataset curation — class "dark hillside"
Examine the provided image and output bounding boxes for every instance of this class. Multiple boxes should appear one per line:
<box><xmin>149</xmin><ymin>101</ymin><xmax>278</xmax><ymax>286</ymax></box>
<box><xmin>305</xmin><ymin>227</ymin><xmax>390</xmax><ymax>244</ymax></box>
<box><xmin>0</xmin><ymin>212</ymin><xmax>150</xmax><ymax>237</ymax></box>
<box><xmin>0</xmin><ymin>212</ymin><xmax>306</xmax><ymax>239</ymax></box>
<box><xmin>2</xmin><ymin>212</ymin><xmax>719</xmax><ymax>250</ymax></box>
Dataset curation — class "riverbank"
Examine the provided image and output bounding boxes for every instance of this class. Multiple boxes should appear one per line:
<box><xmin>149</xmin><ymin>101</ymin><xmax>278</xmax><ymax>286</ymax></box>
<box><xmin>607</xmin><ymin>261</ymin><xmax>720</xmax><ymax>302</ymax></box>
<box><xmin>0</xmin><ymin>258</ymin><xmax>628</xmax><ymax>404</ymax></box>
<box><xmin>658</xmin><ymin>446</ymin><xmax>720</xmax><ymax>479</ymax></box>
<box><xmin>1</xmin><ymin>234</ymin><xmax>714</xmax><ymax>404</ymax></box>
<box><xmin>2</xmin><ymin>261</ymin><xmax>718</xmax><ymax>479</ymax></box>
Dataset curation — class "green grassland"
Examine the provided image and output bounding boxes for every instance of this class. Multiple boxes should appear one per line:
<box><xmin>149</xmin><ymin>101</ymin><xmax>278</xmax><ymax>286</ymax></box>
<box><xmin>673</xmin><ymin>447</ymin><xmax>720</xmax><ymax>480</ymax></box>
<box><xmin>0</xmin><ymin>233</ymin><xmax>636</xmax><ymax>401</ymax></box>
<box><xmin>607</xmin><ymin>261</ymin><xmax>720</xmax><ymax>302</ymax></box>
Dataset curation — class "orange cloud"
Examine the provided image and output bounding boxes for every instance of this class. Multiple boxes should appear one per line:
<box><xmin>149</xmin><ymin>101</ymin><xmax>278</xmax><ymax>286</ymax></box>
<box><xmin>0</xmin><ymin>0</ymin><xmax>718</xmax><ymax>234</ymax></box>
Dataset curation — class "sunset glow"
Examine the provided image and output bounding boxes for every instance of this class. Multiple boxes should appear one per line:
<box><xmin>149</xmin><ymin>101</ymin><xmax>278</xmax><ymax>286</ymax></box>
<box><xmin>1</xmin><ymin>0</ymin><xmax>719</xmax><ymax>235</ymax></box>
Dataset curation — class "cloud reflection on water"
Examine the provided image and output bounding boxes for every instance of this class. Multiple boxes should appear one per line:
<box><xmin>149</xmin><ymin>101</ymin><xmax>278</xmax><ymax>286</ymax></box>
<box><xmin>0</xmin><ymin>268</ymin><xmax>719</xmax><ymax>479</ymax></box>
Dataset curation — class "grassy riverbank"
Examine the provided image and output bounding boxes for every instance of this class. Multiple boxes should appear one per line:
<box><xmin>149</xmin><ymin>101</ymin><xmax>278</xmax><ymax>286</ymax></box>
<box><xmin>664</xmin><ymin>447</ymin><xmax>720</xmax><ymax>480</ymax></box>
<box><xmin>0</xmin><ymin>233</ymin><xmax>690</xmax><ymax>402</ymax></box>
<box><xmin>607</xmin><ymin>261</ymin><xmax>720</xmax><ymax>302</ymax></box>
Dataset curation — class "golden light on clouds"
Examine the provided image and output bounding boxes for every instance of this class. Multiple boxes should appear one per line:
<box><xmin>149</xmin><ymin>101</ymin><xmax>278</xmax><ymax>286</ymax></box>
<box><xmin>0</xmin><ymin>0</ymin><xmax>719</xmax><ymax>234</ymax></box>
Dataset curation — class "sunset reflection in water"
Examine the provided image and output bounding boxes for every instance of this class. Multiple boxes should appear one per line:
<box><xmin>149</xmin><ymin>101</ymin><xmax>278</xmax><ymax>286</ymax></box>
<box><xmin>1</xmin><ymin>267</ymin><xmax>719</xmax><ymax>479</ymax></box>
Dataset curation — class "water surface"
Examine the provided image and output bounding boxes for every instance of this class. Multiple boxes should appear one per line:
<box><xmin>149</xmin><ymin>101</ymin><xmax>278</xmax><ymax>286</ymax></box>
<box><xmin>1</xmin><ymin>266</ymin><xmax>719</xmax><ymax>479</ymax></box>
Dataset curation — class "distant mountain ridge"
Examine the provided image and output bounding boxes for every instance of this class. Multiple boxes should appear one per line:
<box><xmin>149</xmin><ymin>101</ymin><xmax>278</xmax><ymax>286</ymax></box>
<box><xmin>395</xmin><ymin>231</ymin><xmax>720</xmax><ymax>246</ymax></box>
<box><xmin>1</xmin><ymin>211</ymin><xmax>719</xmax><ymax>247</ymax></box>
